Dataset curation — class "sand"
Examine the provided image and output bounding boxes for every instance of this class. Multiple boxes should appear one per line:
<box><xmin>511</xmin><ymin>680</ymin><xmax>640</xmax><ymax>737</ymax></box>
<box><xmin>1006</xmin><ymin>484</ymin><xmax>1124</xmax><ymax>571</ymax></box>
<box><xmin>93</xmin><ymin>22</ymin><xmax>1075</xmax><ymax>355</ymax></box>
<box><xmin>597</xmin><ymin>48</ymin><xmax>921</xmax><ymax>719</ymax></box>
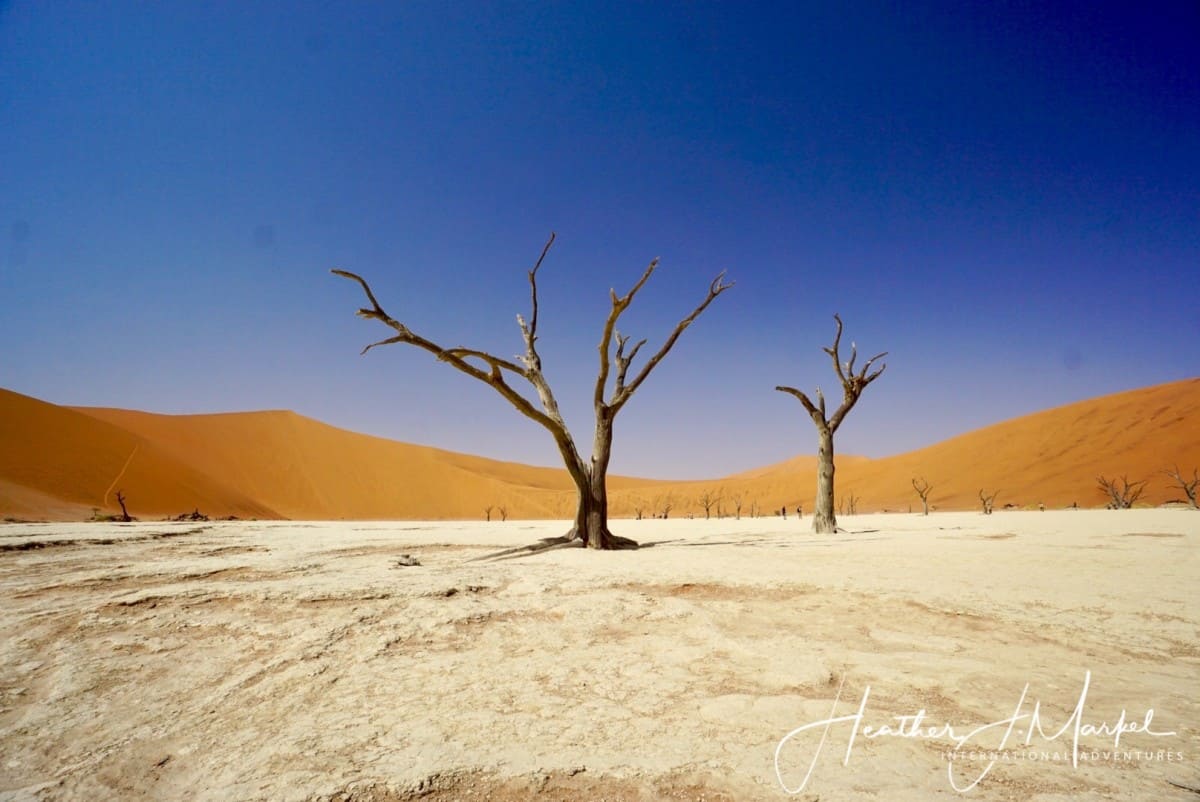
<box><xmin>1</xmin><ymin>511</ymin><xmax>1196</xmax><ymax>801</ymax></box>
<box><xmin>4</xmin><ymin>378</ymin><xmax>1199</xmax><ymax>523</ymax></box>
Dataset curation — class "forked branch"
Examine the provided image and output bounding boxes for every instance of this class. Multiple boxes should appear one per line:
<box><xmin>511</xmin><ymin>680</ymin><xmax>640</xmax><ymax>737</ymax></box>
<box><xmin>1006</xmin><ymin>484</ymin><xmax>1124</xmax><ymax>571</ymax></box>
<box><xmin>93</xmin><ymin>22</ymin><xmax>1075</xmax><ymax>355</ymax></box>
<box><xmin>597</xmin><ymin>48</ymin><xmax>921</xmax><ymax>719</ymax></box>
<box><xmin>776</xmin><ymin>314</ymin><xmax>887</xmax><ymax>433</ymax></box>
<box><xmin>597</xmin><ymin>268</ymin><xmax>733</xmax><ymax>411</ymax></box>
<box><xmin>332</xmin><ymin>244</ymin><xmax>571</xmax><ymax>446</ymax></box>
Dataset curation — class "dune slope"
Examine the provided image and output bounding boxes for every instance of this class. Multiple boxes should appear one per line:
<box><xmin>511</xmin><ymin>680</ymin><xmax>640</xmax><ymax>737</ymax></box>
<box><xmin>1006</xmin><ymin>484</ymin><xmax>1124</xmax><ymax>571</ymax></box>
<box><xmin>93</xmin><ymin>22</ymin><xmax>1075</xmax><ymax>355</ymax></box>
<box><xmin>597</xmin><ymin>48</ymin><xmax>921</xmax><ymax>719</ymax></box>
<box><xmin>0</xmin><ymin>389</ymin><xmax>278</xmax><ymax>520</ymax></box>
<box><xmin>1</xmin><ymin>378</ymin><xmax>1196</xmax><ymax>520</ymax></box>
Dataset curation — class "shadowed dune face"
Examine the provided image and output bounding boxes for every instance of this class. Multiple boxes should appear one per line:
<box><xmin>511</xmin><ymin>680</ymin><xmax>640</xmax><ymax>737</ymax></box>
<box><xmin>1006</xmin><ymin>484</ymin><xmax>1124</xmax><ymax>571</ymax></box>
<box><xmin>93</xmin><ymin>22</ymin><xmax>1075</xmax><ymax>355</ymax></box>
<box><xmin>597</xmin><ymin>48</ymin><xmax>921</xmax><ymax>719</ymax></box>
<box><xmin>0</xmin><ymin>378</ymin><xmax>1198</xmax><ymax>521</ymax></box>
<box><xmin>0</xmin><ymin>390</ymin><xmax>277</xmax><ymax>521</ymax></box>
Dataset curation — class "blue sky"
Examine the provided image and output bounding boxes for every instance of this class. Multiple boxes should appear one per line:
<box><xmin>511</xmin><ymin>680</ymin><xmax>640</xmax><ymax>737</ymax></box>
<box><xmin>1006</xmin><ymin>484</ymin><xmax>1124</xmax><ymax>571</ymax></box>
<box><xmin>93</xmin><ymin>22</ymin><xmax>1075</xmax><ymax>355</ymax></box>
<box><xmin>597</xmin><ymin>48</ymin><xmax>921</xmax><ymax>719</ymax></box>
<box><xmin>2</xmin><ymin>1</ymin><xmax>1197</xmax><ymax>478</ymax></box>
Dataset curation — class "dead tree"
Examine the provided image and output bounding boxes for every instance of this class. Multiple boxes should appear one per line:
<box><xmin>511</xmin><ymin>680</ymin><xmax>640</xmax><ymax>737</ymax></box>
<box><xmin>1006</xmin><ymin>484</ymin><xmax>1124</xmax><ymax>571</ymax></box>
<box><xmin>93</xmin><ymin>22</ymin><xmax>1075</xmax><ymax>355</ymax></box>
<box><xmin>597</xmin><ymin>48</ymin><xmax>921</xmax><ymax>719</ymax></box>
<box><xmin>335</xmin><ymin>236</ymin><xmax>731</xmax><ymax>550</ymax></box>
<box><xmin>1097</xmin><ymin>475</ymin><xmax>1146</xmax><ymax>509</ymax></box>
<box><xmin>632</xmin><ymin>497</ymin><xmax>647</xmax><ymax>521</ymax></box>
<box><xmin>484</xmin><ymin>505</ymin><xmax>494</xmax><ymax>522</ymax></box>
<box><xmin>912</xmin><ymin>477</ymin><xmax>933</xmax><ymax>516</ymax></box>
<box><xmin>656</xmin><ymin>494</ymin><xmax>675</xmax><ymax>520</ymax></box>
<box><xmin>1163</xmin><ymin>466</ymin><xmax>1199</xmax><ymax>509</ymax></box>
<box><xmin>979</xmin><ymin>488</ymin><xmax>999</xmax><ymax>515</ymax></box>
<box><xmin>776</xmin><ymin>315</ymin><xmax>886</xmax><ymax>534</ymax></box>
<box><xmin>697</xmin><ymin>489</ymin><xmax>721</xmax><ymax>520</ymax></box>
<box><xmin>115</xmin><ymin>490</ymin><xmax>132</xmax><ymax>523</ymax></box>
<box><xmin>731</xmin><ymin>493</ymin><xmax>744</xmax><ymax>520</ymax></box>
<box><xmin>846</xmin><ymin>492</ymin><xmax>858</xmax><ymax>515</ymax></box>
<box><xmin>498</xmin><ymin>505</ymin><xmax>508</xmax><ymax>522</ymax></box>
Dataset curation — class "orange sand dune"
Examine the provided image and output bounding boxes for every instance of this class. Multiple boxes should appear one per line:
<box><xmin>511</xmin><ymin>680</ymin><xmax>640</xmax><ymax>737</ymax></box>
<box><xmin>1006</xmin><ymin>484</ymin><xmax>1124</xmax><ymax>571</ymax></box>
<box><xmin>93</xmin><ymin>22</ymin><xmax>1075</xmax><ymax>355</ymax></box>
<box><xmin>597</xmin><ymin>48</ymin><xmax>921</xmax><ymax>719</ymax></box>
<box><xmin>70</xmin><ymin>406</ymin><xmax>581</xmax><ymax>521</ymax></box>
<box><xmin>0</xmin><ymin>389</ymin><xmax>278</xmax><ymax>520</ymax></box>
<box><xmin>1</xmin><ymin>378</ymin><xmax>1197</xmax><ymax>521</ymax></box>
<box><xmin>636</xmin><ymin>377</ymin><xmax>1200</xmax><ymax>516</ymax></box>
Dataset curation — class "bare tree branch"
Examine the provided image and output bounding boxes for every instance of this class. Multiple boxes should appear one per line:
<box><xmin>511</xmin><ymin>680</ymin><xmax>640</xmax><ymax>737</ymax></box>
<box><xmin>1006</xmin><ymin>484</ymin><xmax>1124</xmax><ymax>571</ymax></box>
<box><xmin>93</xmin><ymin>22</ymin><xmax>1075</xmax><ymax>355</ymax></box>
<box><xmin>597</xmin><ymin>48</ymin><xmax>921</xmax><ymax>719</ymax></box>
<box><xmin>526</xmin><ymin>232</ymin><xmax>555</xmax><ymax>345</ymax></box>
<box><xmin>1163</xmin><ymin>465</ymin><xmax>1199</xmax><ymax>509</ymax></box>
<box><xmin>611</xmin><ymin>271</ymin><xmax>733</xmax><ymax>410</ymax></box>
<box><xmin>331</xmin><ymin>267</ymin><xmax>573</xmax><ymax>456</ymax></box>
<box><xmin>775</xmin><ymin>385</ymin><xmax>825</xmax><ymax>427</ymax></box>
<box><xmin>1097</xmin><ymin>474</ymin><xmax>1147</xmax><ymax>509</ymax></box>
<box><xmin>594</xmin><ymin>259</ymin><xmax>658</xmax><ymax>409</ymax></box>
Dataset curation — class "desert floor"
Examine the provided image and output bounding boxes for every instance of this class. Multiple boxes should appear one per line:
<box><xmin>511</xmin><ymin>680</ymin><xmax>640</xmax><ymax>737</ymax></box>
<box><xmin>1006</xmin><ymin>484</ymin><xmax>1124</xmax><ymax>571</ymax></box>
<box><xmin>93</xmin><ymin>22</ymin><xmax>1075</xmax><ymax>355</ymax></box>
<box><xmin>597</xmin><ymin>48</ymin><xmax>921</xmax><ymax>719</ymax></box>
<box><xmin>1</xmin><ymin>511</ymin><xmax>1197</xmax><ymax>801</ymax></box>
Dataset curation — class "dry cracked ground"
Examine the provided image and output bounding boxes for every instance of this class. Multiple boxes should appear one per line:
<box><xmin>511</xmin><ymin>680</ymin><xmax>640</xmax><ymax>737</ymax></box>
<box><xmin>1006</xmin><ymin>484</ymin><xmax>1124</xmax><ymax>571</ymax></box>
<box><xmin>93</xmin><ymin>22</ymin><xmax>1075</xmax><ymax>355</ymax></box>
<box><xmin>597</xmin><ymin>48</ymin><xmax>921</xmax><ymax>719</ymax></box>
<box><xmin>1</xmin><ymin>513</ymin><xmax>1197</xmax><ymax>801</ymax></box>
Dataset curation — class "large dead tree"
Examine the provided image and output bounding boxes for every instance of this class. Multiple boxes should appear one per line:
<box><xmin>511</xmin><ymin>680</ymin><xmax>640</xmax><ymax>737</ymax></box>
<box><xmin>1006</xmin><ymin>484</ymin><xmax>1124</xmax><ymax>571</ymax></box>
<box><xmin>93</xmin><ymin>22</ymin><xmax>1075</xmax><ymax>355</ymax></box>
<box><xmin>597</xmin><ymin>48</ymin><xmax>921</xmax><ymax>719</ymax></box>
<box><xmin>776</xmin><ymin>315</ymin><xmax>886</xmax><ymax>533</ymax></box>
<box><xmin>333</xmin><ymin>234</ymin><xmax>731</xmax><ymax>549</ymax></box>
<box><xmin>1163</xmin><ymin>465</ymin><xmax>1199</xmax><ymax>509</ymax></box>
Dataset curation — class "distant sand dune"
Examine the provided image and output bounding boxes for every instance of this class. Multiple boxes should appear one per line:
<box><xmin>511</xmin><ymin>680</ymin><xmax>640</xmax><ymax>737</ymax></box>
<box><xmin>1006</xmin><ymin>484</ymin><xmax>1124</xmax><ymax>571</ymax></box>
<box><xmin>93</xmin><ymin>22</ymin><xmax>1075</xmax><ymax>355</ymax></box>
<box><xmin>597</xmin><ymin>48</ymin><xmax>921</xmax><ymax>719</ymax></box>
<box><xmin>1</xmin><ymin>378</ymin><xmax>1197</xmax><ymax>521</ymax></box>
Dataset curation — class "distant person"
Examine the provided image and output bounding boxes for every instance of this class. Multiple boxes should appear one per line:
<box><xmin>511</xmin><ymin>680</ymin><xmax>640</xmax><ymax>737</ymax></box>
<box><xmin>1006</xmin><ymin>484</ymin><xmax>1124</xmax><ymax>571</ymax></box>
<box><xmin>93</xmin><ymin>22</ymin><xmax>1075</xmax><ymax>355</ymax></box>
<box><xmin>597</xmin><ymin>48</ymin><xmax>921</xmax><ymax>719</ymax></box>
<box><xmin>796</xmin><ymin>505</ymin><xmax>802</xmax><ymax>518</ymax></box>
<box><xmin>780</xmin><ymin>507</ymin><xmax>787</xmax><ymax>519</ymax></box>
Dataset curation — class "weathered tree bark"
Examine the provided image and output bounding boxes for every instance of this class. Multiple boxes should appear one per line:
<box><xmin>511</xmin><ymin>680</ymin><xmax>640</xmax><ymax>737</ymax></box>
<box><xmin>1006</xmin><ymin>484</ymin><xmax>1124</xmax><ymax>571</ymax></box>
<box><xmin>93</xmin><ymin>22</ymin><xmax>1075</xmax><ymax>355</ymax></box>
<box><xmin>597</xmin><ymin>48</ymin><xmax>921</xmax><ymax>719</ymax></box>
<box><xmin>777</xmin><ymin>315</ymin><xmax>886</xmax><ymax>534</ymax></box>
<box><xmin>813</xmin><ymin>425</ymin><xmax>836</xmax><ymax>531</ymax></box>
<box><xmin>334</xmin><ymin>234</ymin><xmax>731</xmax><ymax>549</ymax></box>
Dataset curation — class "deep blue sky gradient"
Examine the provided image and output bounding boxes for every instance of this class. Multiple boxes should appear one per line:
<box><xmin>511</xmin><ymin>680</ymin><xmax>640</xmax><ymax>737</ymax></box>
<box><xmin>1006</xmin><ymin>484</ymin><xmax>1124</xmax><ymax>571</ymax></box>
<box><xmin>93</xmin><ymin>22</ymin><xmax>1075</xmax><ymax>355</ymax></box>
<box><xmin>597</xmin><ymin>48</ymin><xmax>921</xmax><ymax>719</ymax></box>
<box><xmin>2</xmin><ymin>2</ymin><xmax>1197</xmax><ymax>477</ymax></box>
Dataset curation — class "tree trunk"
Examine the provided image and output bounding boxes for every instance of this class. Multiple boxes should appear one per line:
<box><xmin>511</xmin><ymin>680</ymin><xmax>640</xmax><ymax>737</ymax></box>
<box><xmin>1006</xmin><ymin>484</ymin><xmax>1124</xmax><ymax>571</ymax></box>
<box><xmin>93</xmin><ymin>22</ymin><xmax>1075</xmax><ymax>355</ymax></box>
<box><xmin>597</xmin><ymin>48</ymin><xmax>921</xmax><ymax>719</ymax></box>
<box><xmin>813</xmin><ymin>425</ymin><xmax>836</xmax><ymax>533</ymax></box>
<box><xmin>562</xmin><ymin>415</ymin><xmax>635</xmax><ymax>549</ymax></box>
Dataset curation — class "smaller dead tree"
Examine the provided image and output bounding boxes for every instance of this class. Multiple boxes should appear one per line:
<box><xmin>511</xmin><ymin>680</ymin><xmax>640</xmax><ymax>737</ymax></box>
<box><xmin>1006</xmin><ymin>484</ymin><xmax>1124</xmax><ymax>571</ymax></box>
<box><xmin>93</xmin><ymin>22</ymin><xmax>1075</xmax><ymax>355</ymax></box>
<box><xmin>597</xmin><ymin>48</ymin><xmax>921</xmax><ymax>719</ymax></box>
<box><xmin>698</xmin><ymin>489</ymin><xmax>721</xmax><ymax>520</ymax></box>
<box><xmin>484</xmin><ymin>505</ymin><xmax>494</xmax><ymax>522</ymax></box>
<box><xmin>845</xmin><ymin>492</ymin><xmax>858</xmax><ymax>515</ymax></box>
<box><xmin>912</xmin><ymin>477</ymin><xmax>933</xmax><ymax>516</ymax></box>
<box><xmin>115</xmin><ymin>490</ymin><xmax>132</xmax><ymax>523</ymax></box>
<box><xmin>1097</xmin><ymin>475</ymin><xmax>1146</xmax><ymax>509</ymax></box>
<box><xmin>656</xmin><ymin>494</ymin><xmax>675</xmax><ymax>520</ymax></box>
<box><xmin>979</xmin><ymin>489</ymin><xmax>999</xmax><ymax>515</ymax></box>
<box><xmin>749</xmin><ymin>499</ymin><xmax>760</xmax><ymax>518</ymax></box>
<box><xmin>498</xmin><ymin>506</ymin><xmax>509</xmax><ymax>522</ymax></box>
<box><xmin>632</xmin><ymin>497</ymin><xmax>647</xmax><ymax>521</ymax></box>
<box><xmin>1163</xmin><ymin>465</ymin><xmax>1199</xmax><ymax>509</ymax></box>
<box><xmin>731</xmin><ymin>493</ymin><xmax>744</xmax><ymax>520</ymax></box>
<box><xmin>777</xmin><ymin>314</ymin><xmax>887</xmax><ymax>534</ymax></box>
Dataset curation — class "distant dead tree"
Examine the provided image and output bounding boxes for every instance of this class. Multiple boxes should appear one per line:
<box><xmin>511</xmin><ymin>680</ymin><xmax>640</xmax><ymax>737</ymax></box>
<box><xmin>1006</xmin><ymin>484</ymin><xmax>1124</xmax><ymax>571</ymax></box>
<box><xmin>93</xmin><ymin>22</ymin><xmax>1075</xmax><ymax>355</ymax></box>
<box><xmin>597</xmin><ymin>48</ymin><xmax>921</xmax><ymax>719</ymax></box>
<box><xmin>846</xmin><ymin>492</ymin><xmax>858</xmax><ymax>515</ymax></box>
<box><xmin>697</xmin><ymin>489</ymin><xmax>721</xmax><ymax>520</ymax></box>
<box><xmin>777</xmin><ymin>314</ymin><xmax>886</xmax><ymax>534</ymax></box>
<box><xmin>749</xmin><ymin>499</ymin><xmax>760</xmax><ymax>518</ymax></box>
<box><xmin>978</xmin><ymin>489</ymin><xmax>999</xmax><ymax>515</ymax></box>
<box><xmin>731</xmin><ymin>493</ymin><xmax>744</xmax><ymax>520</ymax></box>
<box><xmin>498</xmin><ymin>505</ymin><xmax>508</xmax><ymax>522</ymax></box>
<box><xmin>632</xmin><ymin>497</ymin><xmax>648</xmax><ymax>521</ymax></box>
<box><xmin>115</xmin><ymin>490</ymin><xmax>132</xmax><ymax>523</ymax></box>
<box><xmin>1163</xmin><ymin>465</ymin><xmax>1199</xmax><ymax>509</ymax></box>
<box><xmin>912</xmin><ymin>477</ymin><xmax>933</xmax><ymax>516</ymax></box>
<box><xmin>484</xmin><ymin>505</ymin><xmax>494</xmax><ymax>522</ymax></box>
<box><xmin>1097</xmin><ymin>475</ymin><xmax>1146</xmax><ymax>509</ymax></box>
<box><xmin>334</xmin><ymin>234</ymin><xmax>731</xmax><ymax>549</ymax></box>
<box><xmin>656</xmin><ymin>494</ymin><xmax>675</xmax><ymax>520</ymax></box>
